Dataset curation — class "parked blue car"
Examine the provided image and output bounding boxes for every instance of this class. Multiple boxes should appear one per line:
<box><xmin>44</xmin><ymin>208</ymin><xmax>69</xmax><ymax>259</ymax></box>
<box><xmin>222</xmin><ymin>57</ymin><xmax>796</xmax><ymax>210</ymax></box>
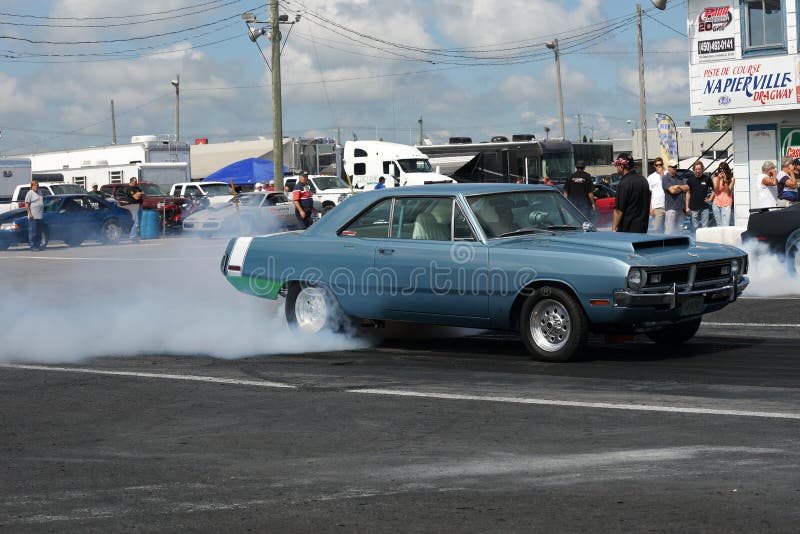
<box><xmin>0</xmin><ymin>194</ymin><xmax>133</xmax><ymax>250</ymax></box>
<box><xmin>220</xmin><ymin>184</ymin><xmax>749</xmax><ymax>362</ymax></box>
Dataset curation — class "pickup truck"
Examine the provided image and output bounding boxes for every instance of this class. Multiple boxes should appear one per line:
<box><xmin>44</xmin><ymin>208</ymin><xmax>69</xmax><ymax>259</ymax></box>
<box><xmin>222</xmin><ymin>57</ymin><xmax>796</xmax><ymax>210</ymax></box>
<box><xmin>0</xmin><ymin>182</ymin><xmax>88</xmax><ymax>214</ymax></box>
<box><xmin>283</xmin><ymin>175</ymin><xmax>356</xmax><ymax>211</ymax></box>
<box><xmin>101</xmin><ymin>182</ymin><xmax>185</xmax><ymax>229</ymax></box>
<box><xmin>169</xmin><ymin>181</ymin><xmax>234</xmax><ymax>207</ymax></box>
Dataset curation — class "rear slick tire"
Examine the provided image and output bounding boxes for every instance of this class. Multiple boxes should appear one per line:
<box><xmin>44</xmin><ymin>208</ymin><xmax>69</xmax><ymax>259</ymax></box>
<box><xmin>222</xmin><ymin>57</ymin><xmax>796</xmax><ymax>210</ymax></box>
<box><xmin>285</xmin><ymin>283</ymin><xmax>348</xmax><ymax>334</ymax></box>
<box><xmin>520</xmin><ymin>286</ymin><xmax>588</xmax><ymax>362</ymax></box>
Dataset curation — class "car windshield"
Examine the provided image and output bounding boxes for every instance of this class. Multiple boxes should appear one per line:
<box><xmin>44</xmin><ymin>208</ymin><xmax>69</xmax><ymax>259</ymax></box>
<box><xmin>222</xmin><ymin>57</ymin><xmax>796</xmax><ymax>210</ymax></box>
<box><xmin>397</xmin><ymin>158</ymin><xmax>433</xmax><ymax>173</ymax></box>
<box><xmin>141</xmin><ymin>184</ymin><xmax>167</xmax><ymax>196</ymax></box>
<box><xmin>202</xmin><ymin>183</ymin><xmax>232</xmax><ymax>197</ymax></box>
<box><xmin>541</xmin><ymin>152</ymin><xmax>575</xmax><ymax>182</ymax></box>
<box><xmin>312</xmin><ymin>176</ymin><xmax>349</xmax><ymax>190</ymax></box>
<box><xmin>236</xmin><ymin>193</ymin><xmax>265</xmax><ymax>207</ymax></box>
<box><xmin>50</xmin><ymin>184</ymin><xmax>87</xmax><ymax>195</ymax></box>
<box><xmin>467</xmin><ymin>190</ymin><xmax>587</xmax><ymax>238</ymax></box>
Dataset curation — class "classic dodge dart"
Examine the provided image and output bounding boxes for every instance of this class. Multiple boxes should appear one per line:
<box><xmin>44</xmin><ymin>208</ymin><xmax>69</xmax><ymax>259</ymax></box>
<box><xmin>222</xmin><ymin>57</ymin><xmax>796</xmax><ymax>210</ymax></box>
<box><xmin>221</xmin><ymin>184</ymin><xmax>749</xmax><ymax>362</ymax></box>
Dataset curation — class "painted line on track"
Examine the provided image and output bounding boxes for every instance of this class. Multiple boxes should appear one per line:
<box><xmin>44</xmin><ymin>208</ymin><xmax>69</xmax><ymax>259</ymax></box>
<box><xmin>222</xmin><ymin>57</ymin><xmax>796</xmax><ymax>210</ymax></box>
<box><xmin>3</xmin><ymin>363</ymin><xmax>798</xmax><ymax>420</ymax></box>
<box><xmin>0</xmin><ymin>363</ymin><xmax>295</xmax><ymax>389</ymax></box>
<box><xmin>348</xmin><ymin>388</ymin><xmax>800</xmax><ymax>420</ymax></box>
<box><xmin>703</xmin><ymin>322</ymin><xmax>800</xmax><ymax>328</ymax></box>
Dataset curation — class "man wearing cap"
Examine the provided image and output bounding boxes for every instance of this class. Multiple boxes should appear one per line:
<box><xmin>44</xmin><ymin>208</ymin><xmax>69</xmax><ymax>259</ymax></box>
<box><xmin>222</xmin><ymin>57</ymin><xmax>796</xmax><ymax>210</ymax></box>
<box><xmin>267</xmin><ymin>180</ymin><xmax>275</xmax><ymax>192</ymax></box>
<box><xmin>647</xmin><ymin>157</ymin><xmax>666</xmax><ymax>233</ymax></box>
<box><xmin>612</xmin><ymin>153</ymin><xmax>650</xmax><ymax>233</ymax></box>
<box><xmin>292</xmin><ymin>171</ymin><xmax>314</xmax><ymax>228</ymax></box>
<box><xmin>563</xmin><ymin>160</ymin><xmax>595</xmax><ymax>220</ymax></box>
<box><xmin>777</xmin><ymin>157</ymin><xmax>798</xmax><ymax>206</ymax></box>
<box><xmin>662</xmin><ymin>160</ymin><xmax>689</xmax><ymax>235</ymax></box>
<box><xmin>254</xmin><ymin>182</ymin><xmax>264</xmax><ymax>192</ymax></box>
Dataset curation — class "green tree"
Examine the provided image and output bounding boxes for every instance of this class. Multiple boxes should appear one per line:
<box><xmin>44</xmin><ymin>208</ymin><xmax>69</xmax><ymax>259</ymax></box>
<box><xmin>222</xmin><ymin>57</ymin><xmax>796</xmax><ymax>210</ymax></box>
<box><xmin>706</xmin><ymin>115</ymin><xmax>732</xmax><ymax>130</ymax></box>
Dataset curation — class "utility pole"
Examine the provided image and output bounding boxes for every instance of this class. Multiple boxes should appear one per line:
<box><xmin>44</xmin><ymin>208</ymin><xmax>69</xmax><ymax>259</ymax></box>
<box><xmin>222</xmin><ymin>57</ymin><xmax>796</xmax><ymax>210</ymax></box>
<box><xmin>171</xmin><ymin>75</ymin><xmax>180</xmax><ymax>144</ymax></box>
<box><xmin>575</xmin><ymin>114</ymin><xmax>582</xmax><ymax>142</ymax></box>
<box><xmin>637</xmin><ymin>4</ymin><xmax>648</xmax><ymax>171</ymax></box>
<box><xmin>418</xmin><ymin>116</ymin><xmax>423</xmax><ymax>145</ymax></box>
<box><xmin>110</xmin><ymin>100</ymin><xmax>117</xmax><ymax>145</ymax></box>
<box><xmin>270</xmin><ymin>0</ymin><xmax>285</xmax><ymax>192</ymax></box>
<box><xmin>545</xmin><ymin>38</ymin><xmax>565</xmax><ymax>140</ymax></box>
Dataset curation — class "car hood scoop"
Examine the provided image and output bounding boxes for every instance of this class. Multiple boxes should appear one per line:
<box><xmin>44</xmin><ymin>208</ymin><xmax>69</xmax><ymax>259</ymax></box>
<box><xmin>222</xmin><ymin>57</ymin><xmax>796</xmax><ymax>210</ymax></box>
<box><xmin>539</xmin><ymin>233</ymin><xmax>691</xmax><ymax>253</ymax></box>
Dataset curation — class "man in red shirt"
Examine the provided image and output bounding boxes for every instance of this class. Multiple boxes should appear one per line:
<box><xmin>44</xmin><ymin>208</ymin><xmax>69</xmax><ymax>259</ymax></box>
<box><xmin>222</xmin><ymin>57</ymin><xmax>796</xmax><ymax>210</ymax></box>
<box><xmin>292</xmin><ymin>171</ymin><xmax>314</xmax><ymax>228</ymax></box>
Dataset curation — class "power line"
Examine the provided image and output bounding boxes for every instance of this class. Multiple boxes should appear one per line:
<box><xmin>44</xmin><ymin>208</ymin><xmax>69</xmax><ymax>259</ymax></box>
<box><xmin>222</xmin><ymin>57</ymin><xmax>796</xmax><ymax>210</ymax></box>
<box><xmin>0</xmin><ymin>0</ymin><xmax>244</xmax><ymax>21</ymax></box>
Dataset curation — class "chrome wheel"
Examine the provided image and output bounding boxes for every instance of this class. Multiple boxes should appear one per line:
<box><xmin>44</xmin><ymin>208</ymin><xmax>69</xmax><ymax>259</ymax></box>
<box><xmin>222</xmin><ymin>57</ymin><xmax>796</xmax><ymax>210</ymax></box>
<box><xmin>529</xmin><ymin>299</ymin><xmax>571</xmax><ymax>352</ymax></box>
<box><xmin>294</xmin><ymin>286</ymin><xmax>330</xmax><ymax>334</ymax></box>
<box><xmin>101</xmin><ymin>221</ymin><xmax>121</xmax><ymax>244</ymax></box>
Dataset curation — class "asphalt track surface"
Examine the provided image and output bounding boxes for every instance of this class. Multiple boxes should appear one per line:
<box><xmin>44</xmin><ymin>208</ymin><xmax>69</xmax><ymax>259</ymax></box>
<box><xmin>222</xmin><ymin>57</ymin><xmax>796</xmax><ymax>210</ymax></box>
<box><xmin>1</xmin><ymin>238</ymin><xmax>799</xmax><ymax>532</ymax></box>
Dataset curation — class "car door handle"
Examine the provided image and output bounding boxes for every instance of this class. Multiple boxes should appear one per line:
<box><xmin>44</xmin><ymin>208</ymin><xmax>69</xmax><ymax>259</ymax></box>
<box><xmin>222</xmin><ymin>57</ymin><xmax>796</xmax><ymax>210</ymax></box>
<box><xmin>377</xmin><ymin>248</ymin><xmax>395</xmax><ymax>255</ymax></box>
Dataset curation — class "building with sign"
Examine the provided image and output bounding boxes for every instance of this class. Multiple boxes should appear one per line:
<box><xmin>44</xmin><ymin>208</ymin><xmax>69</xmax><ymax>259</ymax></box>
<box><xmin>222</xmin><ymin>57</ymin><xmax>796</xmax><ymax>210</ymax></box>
<box><xmin>688</xmin><ymin>1</ymin><xmax>799</xmax><ymax>225</ymax></box>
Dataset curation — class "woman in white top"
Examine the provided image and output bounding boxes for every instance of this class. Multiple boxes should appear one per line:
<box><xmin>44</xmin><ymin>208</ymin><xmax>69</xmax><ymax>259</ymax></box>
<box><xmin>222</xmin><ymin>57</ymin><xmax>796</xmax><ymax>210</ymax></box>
<box><xmin>756</xmin><ymin>160</ymin><xmax>778</xmax><ymax>208</ymax></box>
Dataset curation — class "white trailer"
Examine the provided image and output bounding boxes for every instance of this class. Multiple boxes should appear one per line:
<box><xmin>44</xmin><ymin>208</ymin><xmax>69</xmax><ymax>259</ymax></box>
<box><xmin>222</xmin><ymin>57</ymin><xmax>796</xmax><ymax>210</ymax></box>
<box><xmin>343</xmin><ymin>140</ymin><xmax>455</xmax><ymax>189</ymax></box>
<box><xmin>0</xmin><ymin>158</ymin><xmax>32</xmax><ymax>200</ymax></box>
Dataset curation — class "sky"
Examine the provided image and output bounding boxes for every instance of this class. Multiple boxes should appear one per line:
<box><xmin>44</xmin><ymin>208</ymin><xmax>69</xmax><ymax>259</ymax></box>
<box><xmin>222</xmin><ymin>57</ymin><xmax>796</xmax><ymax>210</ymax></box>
<box><xmin>0</xmin><ymin>0</ymin><xmax>695</xmax><ymax>155</ymax></box>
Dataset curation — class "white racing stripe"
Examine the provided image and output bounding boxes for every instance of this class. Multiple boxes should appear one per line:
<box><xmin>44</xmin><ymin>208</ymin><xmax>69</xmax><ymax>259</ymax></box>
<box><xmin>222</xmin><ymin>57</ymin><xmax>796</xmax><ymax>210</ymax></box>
<box><xmin>0</xmin><ymin>364</ymin><xmax>294</xmax><ymax>389</ymax></box>
<box><xmin>2</xmin><ymin>363</ymin><xmax>798</xmax><ymax>420</ymax></box>
<box><xmin>347</xmin><ymin>389</ymin><xmax>800</xmax><ymax>420</ymax></box>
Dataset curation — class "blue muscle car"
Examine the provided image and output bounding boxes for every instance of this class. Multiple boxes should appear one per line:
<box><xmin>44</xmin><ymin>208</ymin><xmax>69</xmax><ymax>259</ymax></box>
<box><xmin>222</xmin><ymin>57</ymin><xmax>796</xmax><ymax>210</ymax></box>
<box><xmin>0</xmin><ymin>194</ymin><xmax>132</xmax><ymax>250</ymax></box>
<box><xmin>221</xmin><ymin>184</ymin><xmax>749</xmax><ymax>362</ymax></box>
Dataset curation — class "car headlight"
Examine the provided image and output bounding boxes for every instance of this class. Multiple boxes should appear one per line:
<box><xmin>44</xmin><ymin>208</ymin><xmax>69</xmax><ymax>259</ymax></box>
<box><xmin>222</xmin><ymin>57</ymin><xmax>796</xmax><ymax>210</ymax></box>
<box><xmin>730</xmin><ymin>258</ymin><xmax>741</xmax><ymax>277</ymax></box>
<box><xmin>0</xmin><ymin>222</ymin><xmax>19</xmax><ymax>231</ymax></box>
<box><xmin>627</xmin><ymin>268</ymin><xmax>644</xmax><ymax>291</ymax></box>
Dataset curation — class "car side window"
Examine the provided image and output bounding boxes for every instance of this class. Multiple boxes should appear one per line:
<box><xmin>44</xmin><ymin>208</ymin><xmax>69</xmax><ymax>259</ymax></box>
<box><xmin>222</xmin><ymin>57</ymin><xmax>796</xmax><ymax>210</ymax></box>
<box><xmin>593</xmin><ymin>186</ymin><xmax>608</xmax><ymax>199</ymax></box>
<box><xmin>393</xmin><ymin>197</ymin><xmax>453</xmax><ymax>241</ymax></box>
<box><xmin>340</xmin><ymin>198</ymin><xmax>393</xmax><ymax>238</ymax></box>
<box><xmin>454</xmin><ymin>205</ymin><xmax>476</xmax><ymax>241</ymax></box>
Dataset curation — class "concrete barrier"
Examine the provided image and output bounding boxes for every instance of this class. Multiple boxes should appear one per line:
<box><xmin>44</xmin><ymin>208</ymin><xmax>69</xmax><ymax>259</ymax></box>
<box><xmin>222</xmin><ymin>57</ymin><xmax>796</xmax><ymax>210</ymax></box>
<box><xmin>695</xmin><ymin>226</ymin><xmax>746</xmax><ymax>246</ymax></box>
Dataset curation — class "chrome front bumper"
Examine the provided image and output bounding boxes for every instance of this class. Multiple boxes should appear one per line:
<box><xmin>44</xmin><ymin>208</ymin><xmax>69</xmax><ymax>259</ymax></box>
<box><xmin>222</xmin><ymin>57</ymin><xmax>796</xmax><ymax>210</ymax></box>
<box><xmin>613</xmin><ymin>276</ymin><xmax>749</xmax><ymax>308</ymax></box>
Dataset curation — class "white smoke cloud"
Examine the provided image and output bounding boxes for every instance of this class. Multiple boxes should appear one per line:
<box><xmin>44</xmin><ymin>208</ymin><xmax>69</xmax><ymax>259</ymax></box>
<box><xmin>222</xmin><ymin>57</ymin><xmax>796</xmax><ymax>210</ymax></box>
<box><xmin>741</xmin><ymin>241</ymin><xmax>800</xmax><ymax>297</ymax></box>
<box><xmin>0</xmin><ymin>238</ymin><xmax>370</xmax><ymax>363</ymax></box>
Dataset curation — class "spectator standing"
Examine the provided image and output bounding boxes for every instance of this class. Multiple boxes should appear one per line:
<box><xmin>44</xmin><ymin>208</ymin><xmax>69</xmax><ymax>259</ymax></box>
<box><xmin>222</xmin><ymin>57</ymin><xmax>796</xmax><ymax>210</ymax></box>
<box><xmin>563</xmin><ymin>160</ymin><xmax>595</xmax><ymax>220</ymax></box>
<box><xmin>662</xmin><ymin>160</ymin><xmax>689</xmax><ymax>235</ymax></box>
<box><xmin>89</xmin><ymin>183</ymin><xmax>102</xmax><ymax>197</ymax></box>
<box><xmin>686</xmin><ymin>161</ymin><xmax>714</xmax><ymax>231</ymax></box>
<box><xmin>292</xmin><ymin>171</ymin><xmax>314</xmax><ymax>229</ymax></box>
<box><xmin>254</xmin><ymin>182</ymin><xmax>264</xmax><ymax>192</ymax></box>
<box><xmin>126</xmin><ymin>177</ymin><xmax>144</xmax><ymax>241</ymax></box>
<box><xmin>647</xmin><ymin>157</ymin><xmax>666</xmax><ymax>233</ymax></box>
<box><xmin>374</xmin><ymin>176</ymin><xmax>386</xmax><ymax>189</ymax></box>
<box><xmin>712</xmin><ymin>161</ymin><xmax>735</xmax><ymax>226</ymax></box>
<box><xmin>777</xmin><ymin>157</ymin><xmax>798</xmax><ymax>207</ymax></box>
<box><xmin>756</xmin><ymin>160</ymin><xmax>778</xmax><ymax>209</ymax></box>
<box><xmin>267</xmin><ymin>180</ymin><xmax>275</xmax><ymax>192</ymax></box>
<box><xmin>24</xmin><ymin>180</ymin><xmax>45</xmax><ymax>251</ymax></box>
<box><xmin>612</xmin><ymin>153</ymin><xmax>651</xmax><ymax>233</ymax></box>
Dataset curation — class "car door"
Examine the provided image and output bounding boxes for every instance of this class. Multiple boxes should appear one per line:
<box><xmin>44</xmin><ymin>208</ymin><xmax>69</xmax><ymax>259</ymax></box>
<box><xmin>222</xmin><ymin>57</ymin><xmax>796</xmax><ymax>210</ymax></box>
<box><xmin>46</xmin><ymin>197</ymin><xmax>90</xmax><ymax>241</ymax></box>
<box><xmin>371</xmin><ymin>196</ymin><xmax>489</xmax><ymax>321</ymax></box>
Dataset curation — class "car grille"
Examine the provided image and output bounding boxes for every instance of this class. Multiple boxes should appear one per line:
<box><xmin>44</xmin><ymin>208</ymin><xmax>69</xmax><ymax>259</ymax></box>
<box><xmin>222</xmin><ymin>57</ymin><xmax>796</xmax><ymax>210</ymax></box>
<box><xmin>642</xmin><ymin>261</ymin><xmax>732</xmax><ymax>293</ymax></box>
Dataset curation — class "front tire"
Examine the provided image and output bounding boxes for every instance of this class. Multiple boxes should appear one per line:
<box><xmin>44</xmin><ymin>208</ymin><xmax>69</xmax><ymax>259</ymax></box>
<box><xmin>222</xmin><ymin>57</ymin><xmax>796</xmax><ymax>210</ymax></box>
<box><xmin>285</xmin><ymin>283</ymin><xmax>348</xmax><ymax>334</ymax></box>
<box><xmin>520</xmin><ymin>286</ymin><xmax>588</xmax><ymax>362</ymax></box>
<box><xmin>787</xmin><ymin>239</ymin><xmax>800</xmax><ymax>275</ymax></box>
<box><xmin>646</xmin><ymin>318</ymin><xmax>702</xmax><ymax>345</ymax></box>
<box><xmin>99</xmin><ymin>219</ymin><xmax>122</xmax><ymax>244</ymax></box>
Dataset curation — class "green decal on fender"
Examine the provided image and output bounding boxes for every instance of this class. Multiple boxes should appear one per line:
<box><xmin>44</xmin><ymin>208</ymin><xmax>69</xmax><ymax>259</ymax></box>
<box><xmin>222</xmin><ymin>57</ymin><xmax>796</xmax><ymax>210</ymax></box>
<box><xmin>226</xmin><ymin>276</ymin><xmax>283</xmax><ymax>300</ymax></box>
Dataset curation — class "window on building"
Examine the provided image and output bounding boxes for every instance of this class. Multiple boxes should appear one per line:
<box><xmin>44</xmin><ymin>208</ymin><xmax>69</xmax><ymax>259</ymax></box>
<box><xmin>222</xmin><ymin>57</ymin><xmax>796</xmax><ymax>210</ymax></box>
<box><xmin>741</xmin><ymin>0</ymin><xmax>785</xmax><ymax>54</ymax></box>
<box><xmin>73</xmin><ymin>176</ymin><xmax>86</xmax><ymax>187</ymax></box>
<box><xmin>110</xmin><ymin>170</ymin><xmax>123</xmax><ymax>184</ymax></box>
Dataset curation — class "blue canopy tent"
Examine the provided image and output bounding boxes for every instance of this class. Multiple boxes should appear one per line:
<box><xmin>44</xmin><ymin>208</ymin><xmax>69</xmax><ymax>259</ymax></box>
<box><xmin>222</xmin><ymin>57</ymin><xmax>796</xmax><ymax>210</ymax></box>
<box><xmin>201</xmin><ymin>158</ymin><xmax>290</xmax><ymax>186</ymax></box>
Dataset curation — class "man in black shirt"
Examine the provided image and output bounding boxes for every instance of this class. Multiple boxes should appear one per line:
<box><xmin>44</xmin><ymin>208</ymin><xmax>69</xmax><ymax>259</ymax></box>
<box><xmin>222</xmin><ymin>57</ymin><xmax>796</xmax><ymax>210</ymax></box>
<box><xmin>612</xmin><ymin>153</ymin><xmax>651</xmax><ymax>233</ymax></box>
<box><xmin>685</xmin><ymin>161</ymin><xmax>713</xmax><ymax>232</ymax></box>
<box><xmin>563</xmin><ymin>160</ymin><xmax>596</xmax><ymax>220</ymax></box>
<box><xmin>126</xmin><ymin>177</ymin><xmax>145</xmax><ymax>241</ymax></box>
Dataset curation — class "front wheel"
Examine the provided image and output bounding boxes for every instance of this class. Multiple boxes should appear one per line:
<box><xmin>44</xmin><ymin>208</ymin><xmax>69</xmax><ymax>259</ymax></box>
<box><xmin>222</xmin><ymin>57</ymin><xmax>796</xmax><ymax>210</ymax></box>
<box><xmin>285</xmin><ymin>283</ymin><xmax>348</xmax><ymax>334</ymax></box>
<box><xmin>520</xmin><ymin>286</ymin><xmax>588</xmax><ymax>362</ymax></box>
<box><xmin>787</xmin><ymin>239</ymin><xmax>800</xmax><ymax>275</ymax></box>
<box><xmin>99</xmin><ymin>219</ymin><xmax>122</xmax><ymax>244</ymax></box>
<box><xmin>646</xmin><ymin>318</ymin><xmax>702</xmax><ymax>345</ymax></box>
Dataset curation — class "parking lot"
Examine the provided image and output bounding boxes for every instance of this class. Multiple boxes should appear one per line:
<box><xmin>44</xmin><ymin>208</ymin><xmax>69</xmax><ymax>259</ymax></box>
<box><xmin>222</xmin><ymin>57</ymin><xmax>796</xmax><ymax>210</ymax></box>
<box><xmin>1</xmin><ymin>238</ymin><xmax>799</xmax><ymax>532</ymax></box>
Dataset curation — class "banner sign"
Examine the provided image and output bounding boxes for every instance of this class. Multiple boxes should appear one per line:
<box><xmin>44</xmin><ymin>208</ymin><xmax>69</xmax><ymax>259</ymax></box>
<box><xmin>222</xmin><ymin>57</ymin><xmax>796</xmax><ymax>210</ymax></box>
<box><xmin>693</xmin><ymin>4</ymin><xmax>735</xmax><ymax>62</ymax></box>
<box><xmin>654</xmin><ymin>113</ymin><xmax>679</xmax><ymax>163</ymax></box>
<box><xmin>699</xmin><ymin>55</ymin><xmax>796</xmax><ymax>112</ymax></box>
